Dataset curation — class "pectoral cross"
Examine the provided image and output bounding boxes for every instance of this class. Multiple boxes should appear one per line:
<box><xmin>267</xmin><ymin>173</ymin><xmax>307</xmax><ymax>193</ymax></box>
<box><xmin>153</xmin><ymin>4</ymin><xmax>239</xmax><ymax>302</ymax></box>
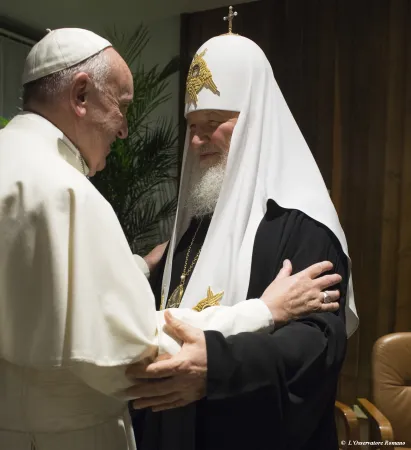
<box><xmin>224</xmin><ymin>6</ymin><xmax>238</xmax><ymax>35</ymax></box>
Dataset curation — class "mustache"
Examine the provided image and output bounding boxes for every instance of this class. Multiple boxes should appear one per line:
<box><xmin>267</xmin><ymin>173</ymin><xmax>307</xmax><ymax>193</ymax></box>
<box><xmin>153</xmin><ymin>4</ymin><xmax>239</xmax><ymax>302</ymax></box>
<box><xmin>198</xmin><ymin>145</ymin><xmax>222</xmax><ymax>155</ymax></box>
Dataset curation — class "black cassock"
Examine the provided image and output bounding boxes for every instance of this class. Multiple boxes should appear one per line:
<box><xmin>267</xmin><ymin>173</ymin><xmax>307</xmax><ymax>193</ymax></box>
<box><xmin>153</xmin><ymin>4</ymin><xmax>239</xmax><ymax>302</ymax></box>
<box><xmin>131</xmin><ymin>200</ymin><xmax>348</xmax><ymax>450</ymax></box>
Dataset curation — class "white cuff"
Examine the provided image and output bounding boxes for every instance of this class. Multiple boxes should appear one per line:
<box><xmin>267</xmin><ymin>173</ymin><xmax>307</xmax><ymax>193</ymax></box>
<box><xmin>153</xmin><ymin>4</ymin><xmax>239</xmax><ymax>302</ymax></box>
<box><xmin>234</xmin><ymin>298</ymin><xmax>274</xmax><ymax>330</ymax></box>
<box><xmin>155</xmin><ymin>298</ymin><xmax>274</xmax><ymax>357</ymax></box>
<box><xmin>133</xmin><ymin>255</ymin><xmax>150</xmax><ymax>279</ymax></box>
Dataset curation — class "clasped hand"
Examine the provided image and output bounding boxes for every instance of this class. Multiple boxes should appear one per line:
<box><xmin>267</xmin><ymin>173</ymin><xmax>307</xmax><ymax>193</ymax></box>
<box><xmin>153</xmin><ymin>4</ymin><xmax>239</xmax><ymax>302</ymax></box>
<box><xmin>125</xmin><ymin>311</ymin><xmax>208</xmax><ymax>412</ymax></box>
<box><xmin>125</xmin><ymin>259</ymin><xmax>341</xmax><ymax>412</ymax></box>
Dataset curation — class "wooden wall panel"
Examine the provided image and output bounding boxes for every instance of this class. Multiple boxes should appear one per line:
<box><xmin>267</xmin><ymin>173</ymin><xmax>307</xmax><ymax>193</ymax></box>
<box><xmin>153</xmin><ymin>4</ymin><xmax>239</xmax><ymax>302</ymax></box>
<box><xmin>316</xmin><ymin>0</ymin><xmax>337</xmax><ymax>188</ymax></box>
<box><xmin>378</xmin><ymin>0</ymin><xmax>407</xmax><ymax>337</ymax></box>
<box><xmin>334</xmin><ymin>0</ymin><xmax>359</xmax><ymax>402</ymax></box>
<box><xmin>396</xmin><ymin>0</ymin><xmax>411</xmax><ymax>333</ymax></box>
<box><xmin>179</xmin><ymin>0</ymin><xmax>411</xmax><ymax>405</ymax></box>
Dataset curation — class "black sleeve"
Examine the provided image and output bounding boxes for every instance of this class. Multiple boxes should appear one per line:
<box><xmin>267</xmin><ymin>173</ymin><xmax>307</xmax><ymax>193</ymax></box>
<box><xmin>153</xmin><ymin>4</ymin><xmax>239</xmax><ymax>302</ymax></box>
<box><xmin>204</xmin><ymin>207</ymin><xmax>348</xmax><ymax>401</ymax></box>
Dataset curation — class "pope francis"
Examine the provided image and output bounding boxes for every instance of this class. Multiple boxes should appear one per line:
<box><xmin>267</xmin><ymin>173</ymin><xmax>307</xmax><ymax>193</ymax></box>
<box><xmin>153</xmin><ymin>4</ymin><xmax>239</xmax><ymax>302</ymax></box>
<box><xmin>0</xmin><ymin>28</ymin><xmax>342</xmax><ymax>450</ymax></box>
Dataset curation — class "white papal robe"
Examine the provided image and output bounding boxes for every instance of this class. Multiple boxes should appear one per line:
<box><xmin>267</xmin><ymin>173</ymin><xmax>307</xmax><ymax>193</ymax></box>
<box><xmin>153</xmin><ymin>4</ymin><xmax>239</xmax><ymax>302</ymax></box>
<box><xmin>0</xmin><ymin>112</ymin><xmax>273</xmax><ymax>450</ymax></box>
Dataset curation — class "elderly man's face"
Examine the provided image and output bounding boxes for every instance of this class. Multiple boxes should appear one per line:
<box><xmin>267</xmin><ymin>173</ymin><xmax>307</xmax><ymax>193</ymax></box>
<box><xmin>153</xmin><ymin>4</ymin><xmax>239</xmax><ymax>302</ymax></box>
<box><xmin>72</xmin><ymin>48</ymin><xmax>133</xmax><ymax>175</ymax></box>
<box><xmin>187</xmin><ymin>110</ymin><xmax>239</xmax><ymax>169</ymax></box>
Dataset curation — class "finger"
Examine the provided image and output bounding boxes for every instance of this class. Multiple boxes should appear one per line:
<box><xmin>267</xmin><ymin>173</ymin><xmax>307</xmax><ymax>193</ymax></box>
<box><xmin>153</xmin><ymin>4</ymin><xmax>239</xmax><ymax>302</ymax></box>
<box><xmin>275</xmin><ymin>259</ymin><xmax>293</xmax><ymax>280</ymax></box>
<box><xmin>320</xmin><ymin>302</ymin><xmax>340</xmax><ymax>312</ymax></box>
<box><xmin>145</xmin><ymin>356</ymin><xmax>186</xmax><ymax>378</ymax></box>
<box><xmin>126</xmin><ymin>365</ymin><xmax>166</xmax><ymax>379</ymax></box>
<box><xmin>133</xmin><ymin>392</ymin><xmax>181</xmax><ymax>410</ymax></box>
<box><xmin>315</xmin><ymin>274</ymin><xmax>342</xmax><ymax>290</ymax></box>
<box><xmin>155</xmin><ymin>353</ymin><xmax>172</xmax><ymax>363</ymax></box>
<box><xmin>152</xmin><ymin>399</ymin><xmax>188</xmax><ymax>412</ymax></box>
<box><xmin>127</xmin><ymin>357</ymin><xmax>181</xmax><ymax>379</ymax></box>
<box><xmin>125</xmin><ymin>378</ymin><xmax>175</xmax><ymax>398</ymax></box>
<box><xmin>125</xmin><ymin>359</ymin><xmax>153</xmax><ymax>378</ymax></box>
<box><xmin>322</xmin><ymin>290</ymin><xmax>340</xmax><ymax>303</ymax></box>
<box><xmin>304</xmin><ymin>261</ymin><xmax>334</xmax><ymax>279</ymax></box>
<box><xmin>163</xmin><ymin>310</ymin><xmax>197</xmax><ymax>343</ymax></box>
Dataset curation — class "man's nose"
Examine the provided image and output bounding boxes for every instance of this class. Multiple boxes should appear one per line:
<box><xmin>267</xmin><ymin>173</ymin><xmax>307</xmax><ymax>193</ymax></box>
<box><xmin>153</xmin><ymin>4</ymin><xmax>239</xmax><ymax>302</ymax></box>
<box><xmin>117</xmin><ymin>119</ymin><xmax>129</xmax><ymax>140</ymax></box>
<box><xmin>191</xmin><ymin>133</ymin><xmax>208</xmax><ymax>149</ymax></box>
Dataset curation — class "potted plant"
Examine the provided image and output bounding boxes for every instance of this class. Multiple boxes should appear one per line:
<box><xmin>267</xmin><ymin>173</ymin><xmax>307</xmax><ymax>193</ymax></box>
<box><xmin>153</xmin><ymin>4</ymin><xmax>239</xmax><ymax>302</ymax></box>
<box><xmin>92</xmin><ymin>25</ymin><xmax>179</xmax><ymax>255</ymax></box>
<box><xmin>0</xmin><ymin>117</ymin><xmax>9</xmax><ymax>128</ymax></box>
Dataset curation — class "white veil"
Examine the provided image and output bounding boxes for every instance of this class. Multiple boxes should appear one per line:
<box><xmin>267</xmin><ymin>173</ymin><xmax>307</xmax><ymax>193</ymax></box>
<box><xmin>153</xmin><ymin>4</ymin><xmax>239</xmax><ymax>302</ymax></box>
<box><xmin>162</xmin><ymin>35</ymin><xmax>358</xmax><ymax>337</ymax></box>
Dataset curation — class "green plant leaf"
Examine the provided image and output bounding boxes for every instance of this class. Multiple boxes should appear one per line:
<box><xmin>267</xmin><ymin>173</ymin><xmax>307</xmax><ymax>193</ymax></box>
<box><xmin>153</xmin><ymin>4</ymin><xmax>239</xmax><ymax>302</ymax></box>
<box><xmin>0</xmin><ymin>117</ymin><xmax>9</xmax><ymax>128</ymax></box>
<box><xmin>92</xmin><ymin>25</ymin><xmax>179</xmax><ymax>255</ymax></box>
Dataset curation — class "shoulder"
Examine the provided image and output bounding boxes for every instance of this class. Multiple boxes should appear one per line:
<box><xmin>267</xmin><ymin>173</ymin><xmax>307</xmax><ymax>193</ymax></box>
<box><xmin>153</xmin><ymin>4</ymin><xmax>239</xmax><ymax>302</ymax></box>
<box><xmin>262</xmin><ymin>199</ymin><xmax>344</xmax><ymax>254</ymax></box>
<box><xmin>256</xmin><ymin>200</ymin><xmax>348</xmax><ymax>278</ymax></box>
<box><xmin>0</xmin><ymin>150</ymin><xmax>107</xmax><ymax>220</ymax></box>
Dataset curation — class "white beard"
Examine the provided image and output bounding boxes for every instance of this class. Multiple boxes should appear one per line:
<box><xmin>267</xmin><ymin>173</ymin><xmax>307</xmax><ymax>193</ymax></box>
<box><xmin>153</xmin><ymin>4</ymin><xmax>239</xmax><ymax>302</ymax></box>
<box><xmin>186</xmin><ymin>154</ymin><xmax>227</xmax><ymax>218</ymax></box>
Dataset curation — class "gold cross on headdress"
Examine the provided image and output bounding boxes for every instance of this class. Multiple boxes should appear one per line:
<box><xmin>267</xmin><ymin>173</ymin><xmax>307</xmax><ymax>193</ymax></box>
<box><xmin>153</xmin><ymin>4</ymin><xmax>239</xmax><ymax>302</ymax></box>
<box><xmin>223</xmin><ymin>6</ymin><xmax>238</xmax><ymax>35</ymax></box>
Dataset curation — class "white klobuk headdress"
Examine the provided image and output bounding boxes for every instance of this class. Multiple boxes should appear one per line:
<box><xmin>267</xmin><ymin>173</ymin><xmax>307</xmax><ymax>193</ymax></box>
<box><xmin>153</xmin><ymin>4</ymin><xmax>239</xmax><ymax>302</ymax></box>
<box><xmin>162</xmin><ymin>33</ymin><xmax>359</xmax><ymax>337</ymax></box>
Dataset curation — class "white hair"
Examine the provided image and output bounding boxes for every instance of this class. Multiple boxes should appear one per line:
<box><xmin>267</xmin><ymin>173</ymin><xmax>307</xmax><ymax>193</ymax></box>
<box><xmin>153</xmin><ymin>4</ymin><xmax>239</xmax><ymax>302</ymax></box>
<box><xmin>23</xmin><ymin>50</ymin><xmax>110</xmax><ymax>106</ymax></box>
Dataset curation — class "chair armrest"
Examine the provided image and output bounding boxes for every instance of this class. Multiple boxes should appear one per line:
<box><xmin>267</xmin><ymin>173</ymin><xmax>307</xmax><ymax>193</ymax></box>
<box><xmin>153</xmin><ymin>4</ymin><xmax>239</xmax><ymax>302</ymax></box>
<box><xmin>335</xmin><ymin>401</ymin><xmax>361</xmax><ymax>448</ymax></box>
<box><xmin>357</xmin><ymin>398</ymin><xmax>394</xmax><ymax>447</ymax></box>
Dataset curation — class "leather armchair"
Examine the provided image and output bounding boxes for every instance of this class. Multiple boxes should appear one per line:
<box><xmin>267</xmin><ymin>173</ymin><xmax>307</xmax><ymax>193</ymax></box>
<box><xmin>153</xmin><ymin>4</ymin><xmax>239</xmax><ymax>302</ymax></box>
<box><xmin>335</xmin><ymin>401</ymin><xmax>360</xmax><ymax>449</ymax></box>
<box><xmin>358</xmin><ymin>332</ymin><xmax>411</xmax><ymax>449</ymax></box>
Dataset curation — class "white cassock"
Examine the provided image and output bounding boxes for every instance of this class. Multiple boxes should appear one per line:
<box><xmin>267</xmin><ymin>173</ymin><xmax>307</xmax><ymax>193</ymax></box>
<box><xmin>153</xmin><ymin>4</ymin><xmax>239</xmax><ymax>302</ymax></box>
<box><xmin>0</xmin><ymin>112</ymin><xmax>273</xmax><ymax>450</ymax></box>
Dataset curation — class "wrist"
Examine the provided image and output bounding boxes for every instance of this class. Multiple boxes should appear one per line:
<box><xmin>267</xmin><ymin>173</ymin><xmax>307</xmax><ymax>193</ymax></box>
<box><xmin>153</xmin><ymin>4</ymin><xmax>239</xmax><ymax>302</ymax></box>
<box><xmin>260</xmin><ymin>296</ymin><xmax>285</xmax><ymax>327</ymax></box>
<box><xmin>133</xmin><ymin>254</ymin><xmax>151</xmax><ymax>278</ymax></box>
<box><xmin>143</xmin><ymin>256</ymin><xmax>154</xmax><ymax>273</ymax></box>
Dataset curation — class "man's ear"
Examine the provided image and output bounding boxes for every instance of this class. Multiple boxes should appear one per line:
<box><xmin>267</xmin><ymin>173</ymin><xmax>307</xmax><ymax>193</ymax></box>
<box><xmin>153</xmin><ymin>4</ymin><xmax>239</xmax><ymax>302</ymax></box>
<box><xmin>70</xmin><ymin>72</ymin><xmax>90</xmax><ymax>117</ymax></box>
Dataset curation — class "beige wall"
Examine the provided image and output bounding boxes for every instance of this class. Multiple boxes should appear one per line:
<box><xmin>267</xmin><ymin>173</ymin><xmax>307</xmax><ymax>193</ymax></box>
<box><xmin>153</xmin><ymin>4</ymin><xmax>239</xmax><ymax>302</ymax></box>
<box><xmin>0</xmin><ymin>15</ymin><xmax>181</xmax><ymax>124</ymax></box>
<box><xmin>142</xmin><ymin>16</ymin><xmax>181</xmax><ymax>127</ymax></box>
<box><xmin>0</xmin><ymin>35</ymin><xmax>31</xmax><ymax>118</ymax></box>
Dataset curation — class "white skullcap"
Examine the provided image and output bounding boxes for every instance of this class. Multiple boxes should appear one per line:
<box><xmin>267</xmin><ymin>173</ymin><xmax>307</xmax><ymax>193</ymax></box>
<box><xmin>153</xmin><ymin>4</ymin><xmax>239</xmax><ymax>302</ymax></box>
<box><xmin>22</xmin><ymin>28</ymin><xmax>112</xmax><ymax>85</ymax></box>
